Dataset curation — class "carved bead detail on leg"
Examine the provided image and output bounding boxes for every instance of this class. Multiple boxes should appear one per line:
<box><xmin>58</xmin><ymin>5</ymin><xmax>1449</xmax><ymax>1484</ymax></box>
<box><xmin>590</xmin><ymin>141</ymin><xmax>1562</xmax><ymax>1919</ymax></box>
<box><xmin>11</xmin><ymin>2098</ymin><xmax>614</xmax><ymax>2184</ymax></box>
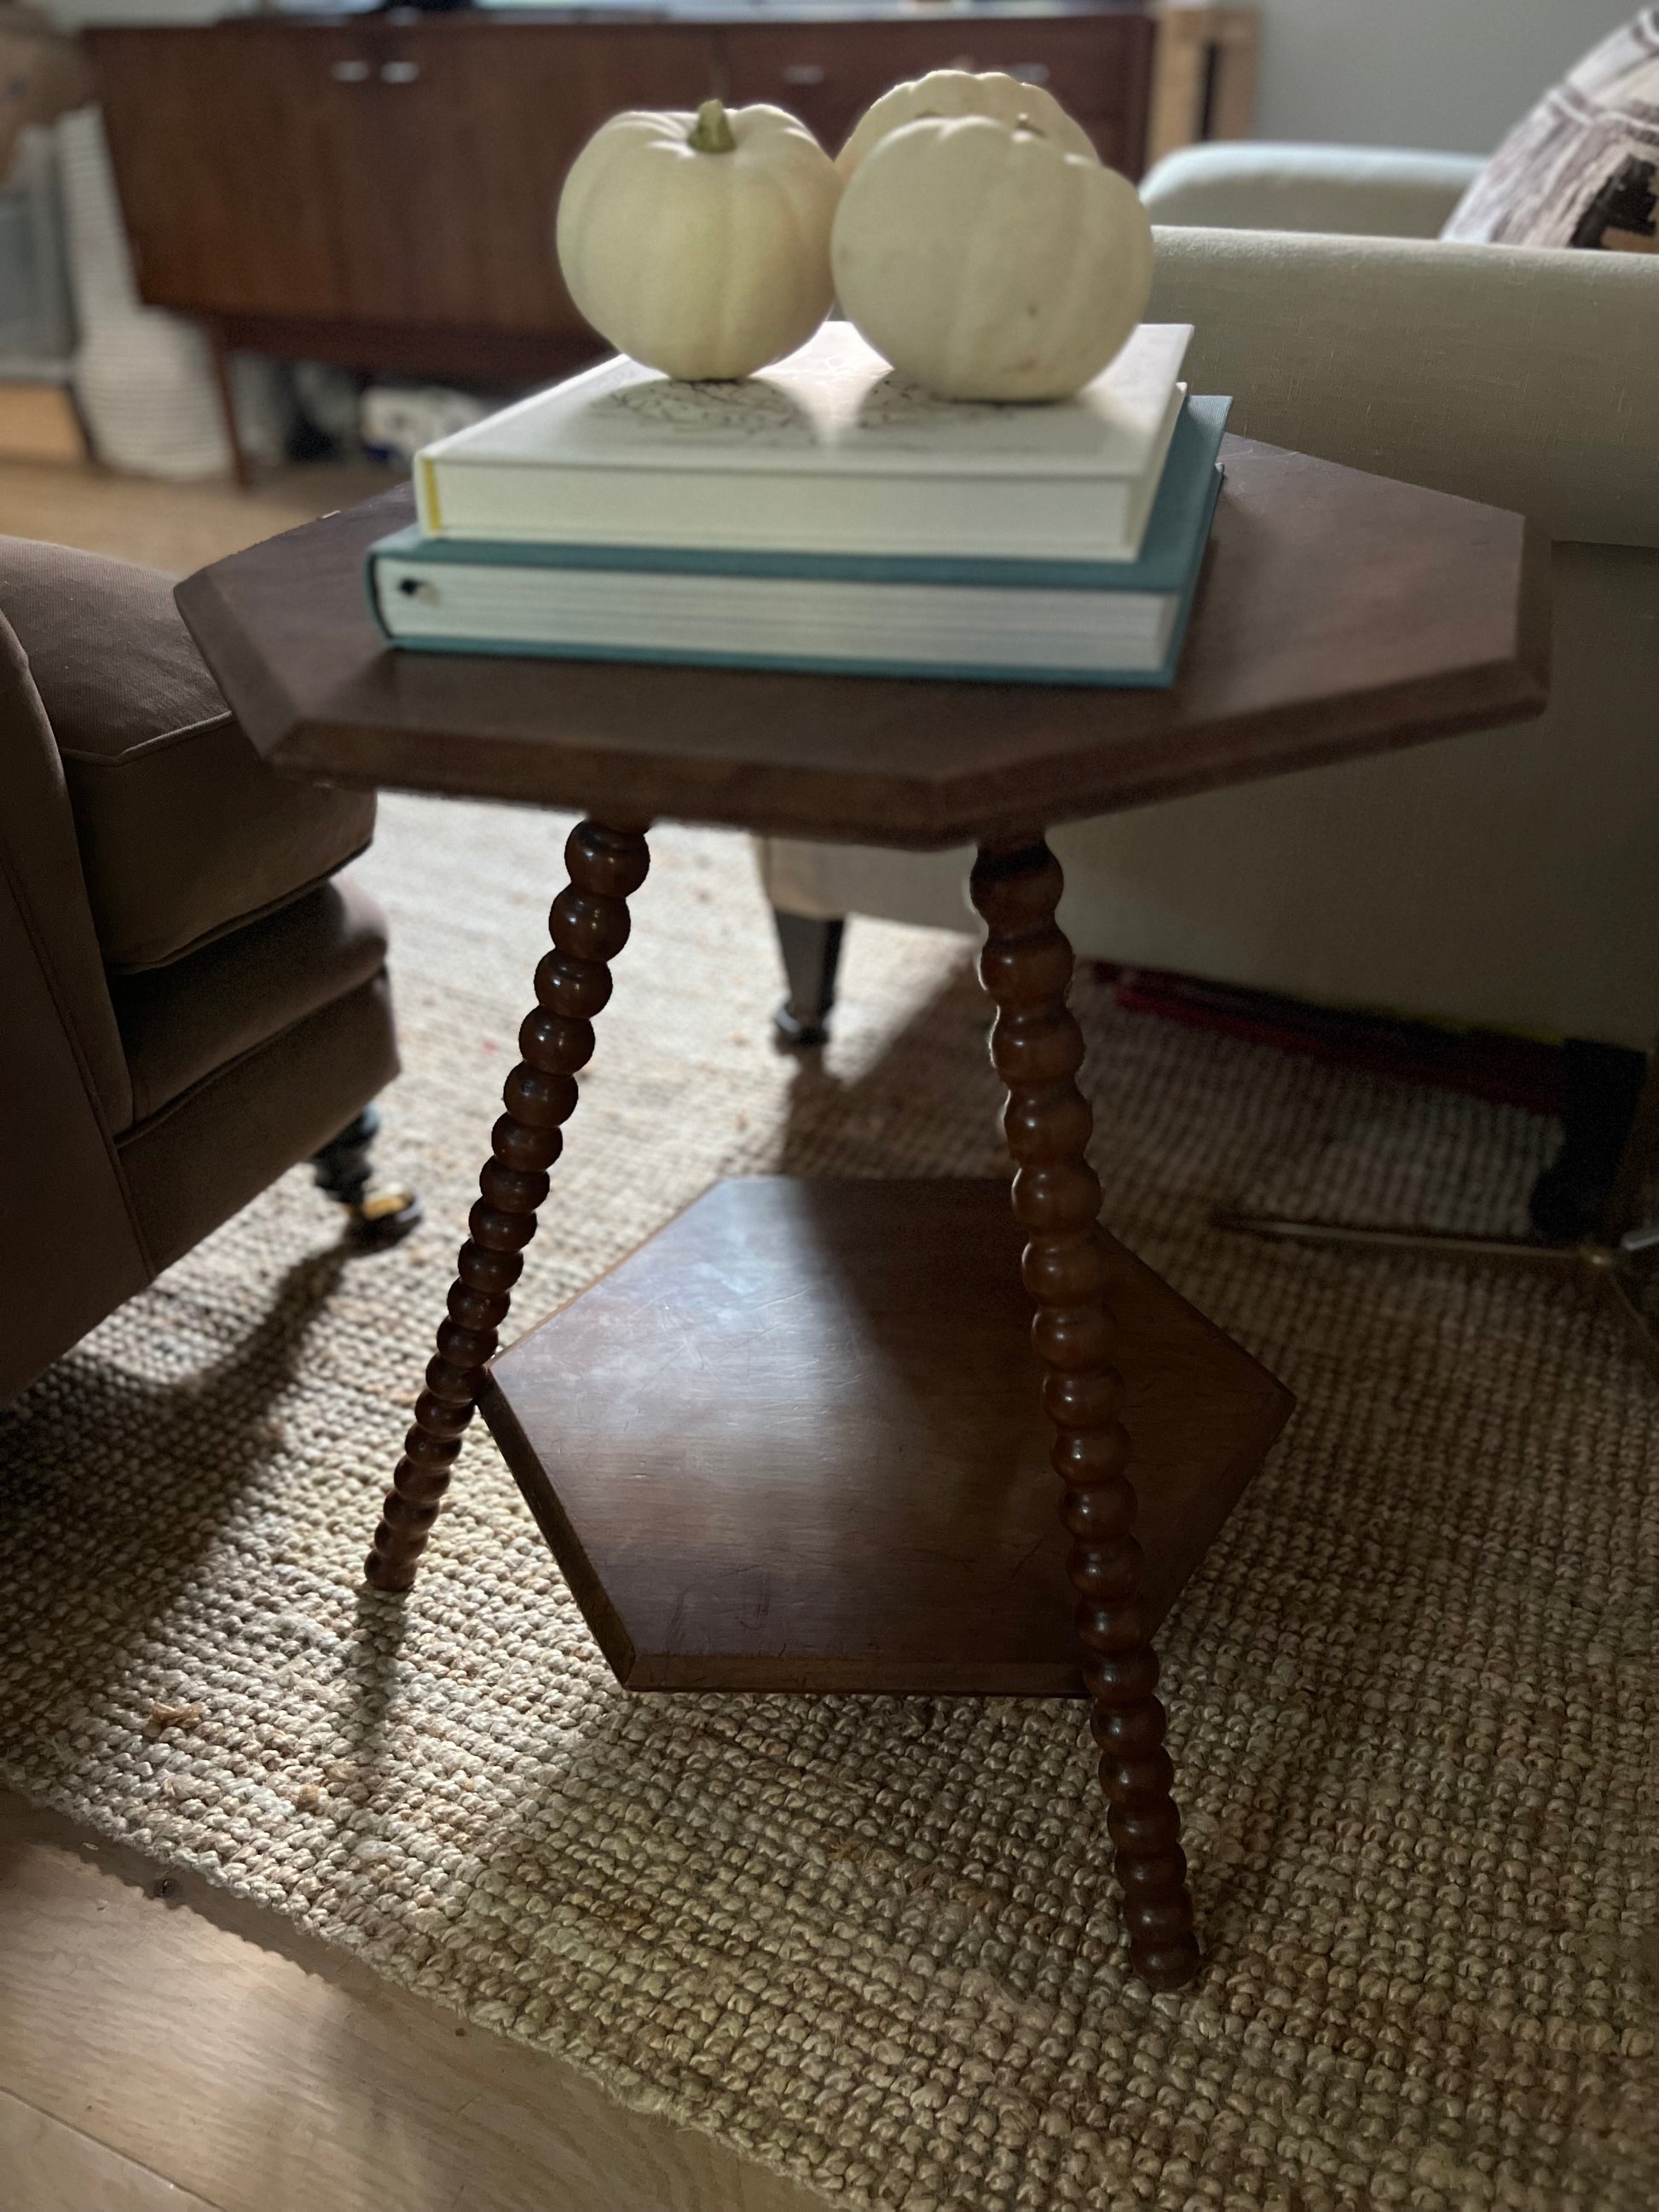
<box><xmin>969</xmin><ymin>835</ymin><xmax>1200</xmax><ymax>1993</ymax></box>
<box><xmin>366</xmin><ymin>819</ymin><xmax>650</xmax><ymax>1593</ymax></box>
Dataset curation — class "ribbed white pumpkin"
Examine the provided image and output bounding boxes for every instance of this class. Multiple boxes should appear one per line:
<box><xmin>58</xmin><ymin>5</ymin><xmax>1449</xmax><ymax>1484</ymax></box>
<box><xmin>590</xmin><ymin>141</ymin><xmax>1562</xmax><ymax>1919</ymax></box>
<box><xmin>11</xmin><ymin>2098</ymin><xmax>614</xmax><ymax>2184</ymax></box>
<box><xmin>556</xmin><ymin>101</ymin><xmax>841</xmax><ymax>381</ymax></box>
<box><xmin>831</xmin><ymin>113</ymin><xmax>1153</xmax><ymax>401</ymax></box>
<box><xmin>836</xmin><ymin>67</ymin><xmax>1099</xmax><ymax>179</ymax></box>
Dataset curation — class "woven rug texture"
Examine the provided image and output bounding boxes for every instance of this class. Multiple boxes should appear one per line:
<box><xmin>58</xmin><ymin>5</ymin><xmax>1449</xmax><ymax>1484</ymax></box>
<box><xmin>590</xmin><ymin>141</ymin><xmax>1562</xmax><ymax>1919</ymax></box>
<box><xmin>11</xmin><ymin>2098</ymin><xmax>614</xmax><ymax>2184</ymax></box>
<box><xmin>3</xmin><ymin>793</ymin><xmax>1656</xmax><ymax>2212</ymax></box>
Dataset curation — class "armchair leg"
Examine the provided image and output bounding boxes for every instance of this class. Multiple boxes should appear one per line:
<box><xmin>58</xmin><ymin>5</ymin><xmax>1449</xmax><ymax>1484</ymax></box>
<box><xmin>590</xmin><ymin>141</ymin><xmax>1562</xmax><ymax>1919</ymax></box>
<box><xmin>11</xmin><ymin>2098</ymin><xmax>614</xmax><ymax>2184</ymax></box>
<box><xmin>312</xmin><ymin>1105</ymin><xmax>423</xmax><ymax>1249</ymax></box>
<box><xmin>1529</xmin><ymin>1040</ymin><xmax>1648</xmax><ymax>1241</ymax></box>
<box><xmin>771</xmin><ymin>910</ymin><xmax>846</xmax><ymax>1048</ymax></box>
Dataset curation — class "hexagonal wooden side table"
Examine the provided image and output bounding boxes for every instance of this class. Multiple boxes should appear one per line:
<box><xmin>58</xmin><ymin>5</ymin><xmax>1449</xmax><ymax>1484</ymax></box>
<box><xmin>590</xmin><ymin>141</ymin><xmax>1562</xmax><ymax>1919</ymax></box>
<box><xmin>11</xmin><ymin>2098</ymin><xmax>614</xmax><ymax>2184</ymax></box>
<box><xmin>177</xmin><ymin>436</ymin><xmax>1548</xmax><ymax>1989</ymax></box>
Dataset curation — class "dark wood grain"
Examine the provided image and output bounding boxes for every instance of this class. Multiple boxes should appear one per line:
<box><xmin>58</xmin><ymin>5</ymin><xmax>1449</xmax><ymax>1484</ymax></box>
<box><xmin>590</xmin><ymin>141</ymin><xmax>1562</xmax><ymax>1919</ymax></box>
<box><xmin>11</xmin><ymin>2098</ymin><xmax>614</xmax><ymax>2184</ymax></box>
<box><xmin>92</xmin><ymin>25</ymin><xmax>356</xmax><ymax>320</ymax></box>
<box><xmin>205</xmin><ymin>314</ymin><xmax>603</xmax><ymax>389</ymax></box>
<box><xmin>971</xmin><ymin>836</ymin><xmax>1197</xmax><ymax>1988</ymax></box>
<box><xmin>723</xmin><ymin>14</ymin><xmax>1154</xmax><ymax>174</ymax></box>
<box><xmin>88</xmin><ymin>8</ymin><xmax>1161</xmax><ymax>388</ymax></box>
<box><xmin>90</xmin><ymin>22</ymin><xmax>723</xmax><ymax>340</ymax></box>
<box><xmin>366</xmin><ymin>818</ymin><xmax>650</xmax><ymax>1591</ymax></box>
<box><xmin>175</xmin><ymin>442</ymin><xmax>1549</xmax><ymax>852</ymax></box>
<box><xmin>479</xmin><ymin>1178</ymin><xmax>1291</xmax><ymax>1692</ymax></box>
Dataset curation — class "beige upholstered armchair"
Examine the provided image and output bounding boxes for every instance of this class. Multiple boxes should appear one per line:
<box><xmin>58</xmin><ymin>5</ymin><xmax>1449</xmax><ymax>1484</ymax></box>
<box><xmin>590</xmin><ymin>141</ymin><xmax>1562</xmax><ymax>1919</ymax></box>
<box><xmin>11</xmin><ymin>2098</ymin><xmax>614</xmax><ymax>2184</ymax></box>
<box><xmin>756</xmin><ymin>141</ymin><xmax>1659</xmax><ymax>1236</ymax></box>
<box><xmin>0</xmin><ymin>536</ymin><xmax>417</xmax><ymax>1406</ymax></box>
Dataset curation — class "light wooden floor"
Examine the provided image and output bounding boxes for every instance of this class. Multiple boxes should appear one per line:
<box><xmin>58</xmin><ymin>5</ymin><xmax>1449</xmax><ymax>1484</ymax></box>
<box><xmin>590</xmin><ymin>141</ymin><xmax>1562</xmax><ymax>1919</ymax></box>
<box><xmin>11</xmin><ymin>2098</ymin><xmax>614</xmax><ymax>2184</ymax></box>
<box><xmin>0</xmin><ymin>1790</ymin><xmax>829</xmax><ymax>2212</ymax></box>
<box><xmin>0</xmin><ymin>454</ymin><xmax>402</xmax><ymax>575</ymax></box>
<box><xmin>2</xmin><ymin>460</ymin><xmax>829</xmax><ymax>2212</ymax></box>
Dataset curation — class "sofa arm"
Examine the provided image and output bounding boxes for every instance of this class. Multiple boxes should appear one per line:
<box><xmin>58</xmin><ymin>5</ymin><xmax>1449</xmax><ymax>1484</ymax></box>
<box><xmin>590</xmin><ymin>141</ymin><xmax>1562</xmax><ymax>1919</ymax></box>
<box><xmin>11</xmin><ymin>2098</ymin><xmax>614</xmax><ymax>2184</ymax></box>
<box><xmin>1149</xmin><ymin>228</ymin><xmax>1659</xmax><ymax>546</ymax></box>
<box><xmin>1141</xmin><ymin>142</ymin><xmax>1484</xmax><ymax>240</ymax></box>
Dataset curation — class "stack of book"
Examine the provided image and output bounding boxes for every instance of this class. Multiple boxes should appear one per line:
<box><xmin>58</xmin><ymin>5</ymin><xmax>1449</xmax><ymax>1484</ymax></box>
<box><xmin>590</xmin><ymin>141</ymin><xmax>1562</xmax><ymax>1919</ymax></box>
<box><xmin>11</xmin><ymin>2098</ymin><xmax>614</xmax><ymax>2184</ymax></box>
<box><xmin>367</xmin><ymin>322</ymin><xmax>1229</xmax><ymax>688</ymax></box>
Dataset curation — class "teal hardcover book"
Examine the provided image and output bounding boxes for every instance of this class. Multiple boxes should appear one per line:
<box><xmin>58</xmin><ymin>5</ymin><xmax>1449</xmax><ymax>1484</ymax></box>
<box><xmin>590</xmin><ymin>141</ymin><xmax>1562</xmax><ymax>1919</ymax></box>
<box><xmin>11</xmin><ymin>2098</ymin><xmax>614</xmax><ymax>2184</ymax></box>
<box><xmin>366</xmin><ymin>395</ymin><xmax>1230</xmax><ymax>688</ymax></box>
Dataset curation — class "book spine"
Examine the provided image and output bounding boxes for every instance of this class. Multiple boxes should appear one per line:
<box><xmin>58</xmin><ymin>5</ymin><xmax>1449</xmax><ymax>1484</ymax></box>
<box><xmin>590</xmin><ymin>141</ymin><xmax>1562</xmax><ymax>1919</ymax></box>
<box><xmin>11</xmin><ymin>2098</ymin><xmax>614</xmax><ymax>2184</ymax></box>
<box><xmin>414</xmin><ymin>453</ymin><xmax>442</xmax><ymax>536</ymax></box>
<box><xmin>363</xmin><ymin>547</ymin><xmax>395</xmax><ymax>644</ymax></box>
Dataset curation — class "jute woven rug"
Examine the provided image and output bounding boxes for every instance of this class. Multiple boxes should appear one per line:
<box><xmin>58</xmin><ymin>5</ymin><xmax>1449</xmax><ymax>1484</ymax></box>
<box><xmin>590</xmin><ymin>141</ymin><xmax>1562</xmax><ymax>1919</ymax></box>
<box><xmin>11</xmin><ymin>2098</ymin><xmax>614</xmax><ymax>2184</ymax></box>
<box><xmin>3</xmin><ymin>793</ymin><xmax>1656</xmax><ymax>2212</ymax></box>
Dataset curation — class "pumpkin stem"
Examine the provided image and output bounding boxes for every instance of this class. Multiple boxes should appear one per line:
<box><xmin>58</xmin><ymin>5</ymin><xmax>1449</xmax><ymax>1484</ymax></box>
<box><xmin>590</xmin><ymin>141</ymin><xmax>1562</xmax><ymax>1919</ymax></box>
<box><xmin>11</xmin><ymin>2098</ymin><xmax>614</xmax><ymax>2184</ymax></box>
<box><xmin>687</xmin><ymin>98</ymin><xmax>737</xmax><ymax>155</ymax></box>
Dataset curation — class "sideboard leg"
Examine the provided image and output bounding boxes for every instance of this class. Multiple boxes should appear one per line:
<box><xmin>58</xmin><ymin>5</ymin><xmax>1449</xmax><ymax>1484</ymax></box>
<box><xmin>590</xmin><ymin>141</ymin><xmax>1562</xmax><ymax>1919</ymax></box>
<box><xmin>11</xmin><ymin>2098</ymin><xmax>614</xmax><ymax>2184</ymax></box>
<box><xmin>970</xmin><ymin>834</ymin><xmax>1201</xmax><ymax>1992</ymax></box>
<box><xmin>204</xmin><ymin>319</ymin><xmax>252</xmax><ymax>489</ymax></box>
<box><xmin>366</xmin><ymin>817</ymin><xmax>651</xmax><ymax>1593</ymax></box>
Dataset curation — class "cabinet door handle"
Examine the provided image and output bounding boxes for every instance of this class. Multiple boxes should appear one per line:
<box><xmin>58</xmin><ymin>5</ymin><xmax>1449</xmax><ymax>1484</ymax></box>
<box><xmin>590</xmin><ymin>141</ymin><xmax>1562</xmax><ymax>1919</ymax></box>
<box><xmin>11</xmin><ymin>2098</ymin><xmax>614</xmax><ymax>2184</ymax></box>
<box><xmin>381</xmin><ymin>59</ymin><xmax>421</xmax><ymax>85</ymax></box>
<box><xmin>330</xmin><ymin>58</ymin><xmax>371</xmax><ymax>83</ymax></box>
<box><xmin>782</xmin><ymin>62</ymin><xmax>826</xmax><ymax>87</ymax></box>
<box><xmin>1006</xmin><ymin>61</ymin><xmax>1052</xmax><ymax>87</ymax></box>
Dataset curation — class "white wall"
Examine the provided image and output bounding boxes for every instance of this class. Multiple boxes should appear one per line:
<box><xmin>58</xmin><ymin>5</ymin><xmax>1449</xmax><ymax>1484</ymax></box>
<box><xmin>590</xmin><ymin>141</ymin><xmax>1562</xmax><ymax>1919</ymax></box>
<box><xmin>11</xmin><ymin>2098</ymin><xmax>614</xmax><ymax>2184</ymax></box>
<box><xmin>1250</xmin><ymin>0</ymin><xmax>1638</xmax><ymax>155</ymax></box>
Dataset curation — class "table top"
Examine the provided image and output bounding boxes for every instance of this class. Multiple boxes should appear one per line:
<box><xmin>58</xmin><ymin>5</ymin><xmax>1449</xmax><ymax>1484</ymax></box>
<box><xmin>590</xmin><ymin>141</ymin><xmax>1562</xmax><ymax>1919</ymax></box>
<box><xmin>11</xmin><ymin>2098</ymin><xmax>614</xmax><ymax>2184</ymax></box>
<box><xmin>176</xmin><ymin>437</ymin><xmax>1549</xmax><ymax>851</ymax></box>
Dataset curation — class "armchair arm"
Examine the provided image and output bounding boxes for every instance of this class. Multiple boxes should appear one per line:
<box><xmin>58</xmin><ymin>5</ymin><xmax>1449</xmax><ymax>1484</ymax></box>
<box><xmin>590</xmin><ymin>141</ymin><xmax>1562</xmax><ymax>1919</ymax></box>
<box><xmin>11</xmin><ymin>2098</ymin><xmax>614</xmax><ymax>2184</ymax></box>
<box><xmin>1141</xmin><ymin>142</ymin><xmax>1484</xmax><ymax>240</ymax></box>
<box><xmin>1149</xmin><ymin>228</ymin><xmax>1659</xmax><ymax>546</ymax></box>
<box><xmin>1</xmin><ymin>618</ymin><xmax>149</xmax><ymax>1399</ymax></box>
<box><xmin>0</xmin><ymin>617</ymin><xmax>130</xmax><ymax>1125</ymax></box>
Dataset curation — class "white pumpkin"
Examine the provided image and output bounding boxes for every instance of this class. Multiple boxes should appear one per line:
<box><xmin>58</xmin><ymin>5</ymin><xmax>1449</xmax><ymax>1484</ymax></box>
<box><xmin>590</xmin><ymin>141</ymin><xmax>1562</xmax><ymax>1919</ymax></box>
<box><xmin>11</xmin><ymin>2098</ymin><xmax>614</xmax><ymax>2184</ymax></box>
<box><xmin>556</xmin><ymin>100</ymin><xmax>841</xmax><ymax>381</ymax></box>
<box><xmin>836</xmin><ymin>67</ymin><xmax>1099</xmax><ymax>179</ymax></box>
<box><xmin>831</xmin><ymin>113</ymin><xmax>1153</xmax><ymax>401</ymax></box>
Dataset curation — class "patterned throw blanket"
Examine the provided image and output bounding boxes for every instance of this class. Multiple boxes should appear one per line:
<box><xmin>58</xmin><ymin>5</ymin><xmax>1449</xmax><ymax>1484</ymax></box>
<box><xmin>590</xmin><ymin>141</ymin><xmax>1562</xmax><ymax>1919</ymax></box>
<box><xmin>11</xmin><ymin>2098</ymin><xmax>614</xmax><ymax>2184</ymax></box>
<box><xmin>1443</xmin><ymin>9</ymin><xmax>1659</xmax><ymax>250</ymax></box>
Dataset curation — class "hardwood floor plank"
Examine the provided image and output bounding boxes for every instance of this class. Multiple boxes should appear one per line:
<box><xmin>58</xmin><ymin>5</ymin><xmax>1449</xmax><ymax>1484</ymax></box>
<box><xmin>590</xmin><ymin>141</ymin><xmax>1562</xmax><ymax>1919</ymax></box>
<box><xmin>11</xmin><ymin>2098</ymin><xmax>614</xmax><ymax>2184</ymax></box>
<box><xmin>0</xmin><ymin>457</ymin><xmax>400</xmax><ymax>576</ymax></box>
<box><xmin>0</xmin><ymin>1790</ymin><xmax>828</xmax><ymax>2212</ymax></box>
<box><xmin>0</xmin><ymin>2087</ymin><xmax>221</xmax><ymax>2212</ymax></box>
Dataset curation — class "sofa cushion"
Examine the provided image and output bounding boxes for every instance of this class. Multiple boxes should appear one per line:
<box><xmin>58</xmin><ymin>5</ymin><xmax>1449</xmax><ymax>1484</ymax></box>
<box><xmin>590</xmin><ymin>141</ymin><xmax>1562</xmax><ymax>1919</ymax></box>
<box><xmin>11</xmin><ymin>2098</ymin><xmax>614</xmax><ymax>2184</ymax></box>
<box><xmin>1443</xmin><ymin>11</ymin><xmax>1659</xmax><ymax>248</ymax></box>
<box><xmin>108</xmin><ymin>873</ymin><xmax>390</xmax><ymax>1123</ymax></box>
<box><xmin>0</xmin><ymin>534</ymin><xmax>375</xmax><ymax>972</ymax></box>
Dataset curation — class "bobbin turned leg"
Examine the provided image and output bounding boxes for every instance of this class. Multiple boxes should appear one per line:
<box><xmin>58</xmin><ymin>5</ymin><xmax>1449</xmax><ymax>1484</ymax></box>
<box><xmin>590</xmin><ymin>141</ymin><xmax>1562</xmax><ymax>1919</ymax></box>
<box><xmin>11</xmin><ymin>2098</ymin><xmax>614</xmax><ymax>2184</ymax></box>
<box><xmin>970</xmin><ymin>835</ymin><xmax>1201</xmax><ymax>1992</ymax></box>
<box><xmin>366</xmin><ymin>818</ymin><xmax>651</xmax><ymax>1593</ymax></box>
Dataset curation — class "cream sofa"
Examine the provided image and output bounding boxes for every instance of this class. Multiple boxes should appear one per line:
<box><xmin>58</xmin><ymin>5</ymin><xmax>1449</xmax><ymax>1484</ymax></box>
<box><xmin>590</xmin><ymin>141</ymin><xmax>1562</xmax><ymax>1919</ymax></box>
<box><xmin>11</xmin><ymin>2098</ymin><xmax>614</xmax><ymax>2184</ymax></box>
<box><xmin>757</xmin><ymin>144</ymin><xmax>1659</xmax><ymax>1110</ymax></box>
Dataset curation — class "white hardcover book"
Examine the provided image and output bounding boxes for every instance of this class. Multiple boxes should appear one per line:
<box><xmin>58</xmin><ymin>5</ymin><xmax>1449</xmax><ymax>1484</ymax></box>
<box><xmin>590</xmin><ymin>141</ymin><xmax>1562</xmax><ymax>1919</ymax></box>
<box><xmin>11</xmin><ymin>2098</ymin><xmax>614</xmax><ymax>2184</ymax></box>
<box><xmin>415</xmin><ymin>321</ymin><xmax>1193</xmax><ymax>565</ymax></box>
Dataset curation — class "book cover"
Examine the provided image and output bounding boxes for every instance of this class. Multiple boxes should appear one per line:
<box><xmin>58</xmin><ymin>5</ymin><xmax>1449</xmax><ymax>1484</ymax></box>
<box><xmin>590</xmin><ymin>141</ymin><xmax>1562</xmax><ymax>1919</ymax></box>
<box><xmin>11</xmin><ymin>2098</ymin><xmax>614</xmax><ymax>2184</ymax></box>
<box><xmin>378</xmin><ymin>394</ymin><xmax>1229</xmax><ymax>599</ymax></box>
<box><xmin>414</xmin><ymin>321</ymin><xmax>1194</xmax><ymax>564</ymax></box>
<box><xmin>366</xmin><ymin>400</ymin><xmax>1228</xmax><ymax>689</ymax></box>
<box><xmin>372</xmin><ymin>465</ymin><xmax>1222</xmax><ymax>689</ymax></box>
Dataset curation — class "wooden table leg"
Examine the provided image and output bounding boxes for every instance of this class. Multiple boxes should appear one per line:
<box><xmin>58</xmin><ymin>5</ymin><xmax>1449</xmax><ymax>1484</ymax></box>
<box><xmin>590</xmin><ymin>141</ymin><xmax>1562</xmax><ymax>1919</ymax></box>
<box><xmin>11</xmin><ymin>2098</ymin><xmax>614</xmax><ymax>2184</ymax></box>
<box><xmin>970</xmin><ymin>835</ymin><xmax>1201</xmax><ymax>1992</ymax></box>
<box><xmin>366</xmin><ymin>818</ymin><xmax>650</xmax><ymax>1593</ymax></box>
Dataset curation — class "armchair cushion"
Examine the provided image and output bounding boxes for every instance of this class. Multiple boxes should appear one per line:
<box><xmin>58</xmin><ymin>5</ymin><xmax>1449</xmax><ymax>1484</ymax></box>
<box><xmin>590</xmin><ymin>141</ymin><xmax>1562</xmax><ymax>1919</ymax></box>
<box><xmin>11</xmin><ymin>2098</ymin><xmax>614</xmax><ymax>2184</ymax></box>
<box><xmin>1141</xmin><ymin>143</ymin><xmax>1484</xmax><ymax>240</ymax></box>
<box><xmin>0</xmin><ymin>535</ymin><xmax>374</xmax><ymax>973</ymax></box>
<box><xmin>108</xmin><ymin>873</ymin><xmax>390</xmax><ymax>1123</ymax></box>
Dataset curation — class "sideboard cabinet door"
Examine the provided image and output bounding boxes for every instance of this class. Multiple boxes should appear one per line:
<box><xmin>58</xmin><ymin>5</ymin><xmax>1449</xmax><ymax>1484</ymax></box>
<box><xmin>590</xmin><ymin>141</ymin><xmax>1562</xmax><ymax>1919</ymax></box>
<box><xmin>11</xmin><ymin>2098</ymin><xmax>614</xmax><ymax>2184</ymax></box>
<box><xmin>721</xmin><ymin>16</ymin><xmax>1156</xmax><ymax>176</ymax></box>
<box><xmin>90</xmin><ymin>26</ymin><xmax>358</xmax><ymax>318</ymax></box>
<box><xmin>89</xmin><ymin>23</ymin><xmax>722</xmax><ymax>338</ymax></box>
<box><xmin>317</xmin><ymin>24</ymin><xmax>722</xmax><ymax>332</ymax></box>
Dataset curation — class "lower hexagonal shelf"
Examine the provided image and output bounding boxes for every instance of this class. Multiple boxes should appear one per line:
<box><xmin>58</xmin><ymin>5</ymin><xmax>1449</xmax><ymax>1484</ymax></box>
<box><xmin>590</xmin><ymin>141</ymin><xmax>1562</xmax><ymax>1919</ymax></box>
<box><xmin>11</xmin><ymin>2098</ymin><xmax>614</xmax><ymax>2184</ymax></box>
<box><xmin>480</xmin><ymin>1178</ymin><xmax>1292</xmax><ymax>1696</ymax></box>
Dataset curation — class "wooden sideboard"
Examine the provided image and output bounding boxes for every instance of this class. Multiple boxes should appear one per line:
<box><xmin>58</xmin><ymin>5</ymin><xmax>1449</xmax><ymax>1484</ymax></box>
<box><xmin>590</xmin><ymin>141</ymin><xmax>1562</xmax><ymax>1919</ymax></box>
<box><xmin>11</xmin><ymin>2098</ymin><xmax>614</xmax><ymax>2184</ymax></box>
<box><xmin>84</xmin><ymin>4</ymin><xmax>1256</xmax><ymax>471</ymax></box>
